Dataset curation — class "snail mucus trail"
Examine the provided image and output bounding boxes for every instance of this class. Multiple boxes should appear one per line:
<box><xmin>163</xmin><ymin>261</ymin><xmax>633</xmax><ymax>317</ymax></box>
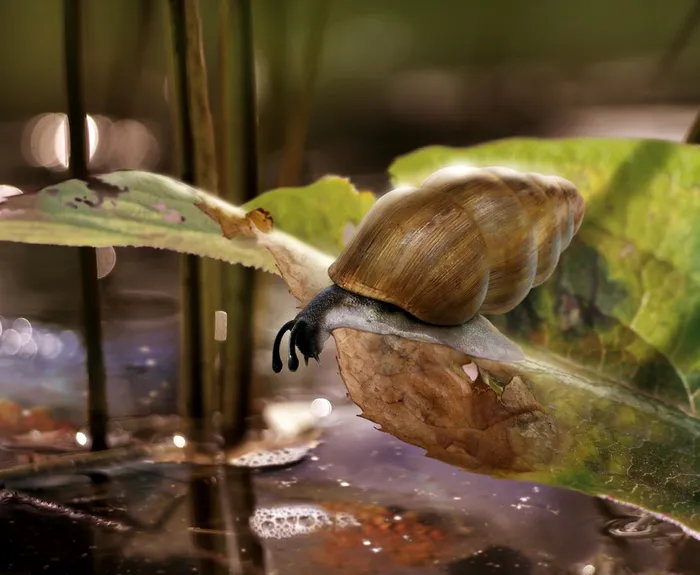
<box><xmin>272</xmin><ymin>165</ymin><xmax>585</xmax><ymax>373</ymax></box>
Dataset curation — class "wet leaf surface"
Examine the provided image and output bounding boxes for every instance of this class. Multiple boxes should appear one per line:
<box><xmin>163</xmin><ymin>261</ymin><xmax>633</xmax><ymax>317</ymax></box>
<box><xmin>4</xmin><ymin>146</ymin><xmax>700</xmax><ymax>534</ymax></box>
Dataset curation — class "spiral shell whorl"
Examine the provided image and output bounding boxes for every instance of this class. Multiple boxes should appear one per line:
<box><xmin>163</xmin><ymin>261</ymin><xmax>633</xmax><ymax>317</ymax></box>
<box><xmin>328</xmin><ymin>165</ymin><xmax>584</xmax><ymax>326</ymax></box>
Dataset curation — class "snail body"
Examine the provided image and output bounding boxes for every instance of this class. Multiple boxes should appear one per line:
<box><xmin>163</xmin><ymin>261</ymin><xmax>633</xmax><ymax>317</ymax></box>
<box><xmin>272</xmin><ymin>165</ymin><xmax>585</xmax><ymax>372</ymax></box>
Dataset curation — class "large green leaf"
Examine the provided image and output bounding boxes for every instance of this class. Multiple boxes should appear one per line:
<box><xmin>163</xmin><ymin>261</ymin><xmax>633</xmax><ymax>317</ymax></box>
<box><xmin>4</xmin><ymin>162</ymin><xmax>700</xmax><ymax>535</ymax></box>
<box><xmin>0</xmin><ymin>170</ymin><xmax>371</xmax><ymax>273</ymax></box>
<box><xmin>390</xmin><ymin>137</ymin><xmax>700</xmax><ymax>417</ymax></box>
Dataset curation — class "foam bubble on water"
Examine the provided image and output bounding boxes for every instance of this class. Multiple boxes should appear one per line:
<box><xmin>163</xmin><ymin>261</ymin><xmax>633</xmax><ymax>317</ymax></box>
<box><xmin>249</xmin><ymin>506</ymin><xmax>359</xmax><ymax>539</ymax></box>
<box><xmin>229</xmin><ymin>444</ymin><xmax>314</xmax><ymax>468</ymax></box>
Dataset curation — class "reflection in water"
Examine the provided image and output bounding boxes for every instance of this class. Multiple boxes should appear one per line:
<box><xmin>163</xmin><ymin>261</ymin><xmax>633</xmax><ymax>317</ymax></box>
<box><xmin>0</xmin><ymin>425</ymin><xmax>697</xmax><ymax>573</ymax></box>
<box><xmin>0</xmin><ymin>366</ymin><xmax>698</xmax><ymax>573</ymax></box>
<box><xmin>448</xmin><ymin>546</ymin><xmax>532</xmax><ymax>574</ymax></box>
<box><xmin>0</xmin><ymin>304</ymin><xmax>180</xmax><ymax>422</ymax></box>
<box><xmin>0</xmin><ymin>461</ymin><xmax>266</xmax><ymax>574</ymax></box>
<box><xmin>188</xmin><ymin>467</ymin><xmax>266</xmax><ymax>575</ymax></box>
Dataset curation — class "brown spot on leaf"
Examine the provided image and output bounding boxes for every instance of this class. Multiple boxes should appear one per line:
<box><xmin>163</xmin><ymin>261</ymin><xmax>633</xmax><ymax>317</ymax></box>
<box><xmin>152</xmin><ymin>201</ymin><xmax>185</xmax><ymax>224</ymax></box>
<box><xmin>75</xmin><ymin>196</ymin><xmax>100</xmax><ymax>207</ymax></box>
<box><xmin>81</xmin><ymin>176</ymin><xmax>128</xmax><ymax>207</ymax></box>
<box><xmin>0</xmin><ymin>187</ymin><xmax>23</xmax><ymax>205</ymax></box>
<box><xmin>620</xmin><ymin>242</ymin><xmax>635</xmax><ymax>259</ymax></box>
<box><xmin>0</xmin><ymin>183</ymin><xmax>46</xmax><ymax>208</ymax></box>
<box><xmin>245</xmin><ymin>208</ymin><xmax>273</xmax><ymax>233</ymax></box>
<box><xmin>196</xmin><ymin>198</ymin><xmax>273</xmax><ymax>239</ymax></box>
<box><xmin>0</xmin><ymin>186</ymin><xmax>33</xmax><ymax>210</ymax></box>
<box><xmin>46</xmin><ymin>188</ymin><xmax>60</xmax><ymax>196</ymax></box>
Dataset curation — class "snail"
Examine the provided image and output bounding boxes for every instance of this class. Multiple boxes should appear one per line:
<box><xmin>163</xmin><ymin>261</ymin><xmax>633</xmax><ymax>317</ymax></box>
<box><xmin>272</xmin><ymin>165</ymin><xmax>585</xmax><ymax>372</ymax></box>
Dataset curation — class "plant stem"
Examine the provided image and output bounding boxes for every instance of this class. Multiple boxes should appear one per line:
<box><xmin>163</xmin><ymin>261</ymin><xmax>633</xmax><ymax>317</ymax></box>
<box><xmin>217</xmin><ymin>0</ymin><xmax>259</xmax><ymax>445</ymax></box>
<box><xmin>655</xmin><ymin>0</ymin><xmax>700</xmax><ymax>86</ymax></box>
<box><xmin>686</xmin><ymin>110</ymin><xmax>700</xmax><ymax>145</ymax></box>
<box><xmin>63</xmin><ymin>0</ymin><xmax>109</xmax><ymax>452</ymax></box>
<box><xmin>166</xmin><ymin>0</ymin><xmax>206</xmax><ymax>427</ymax></box>
<box><xmin>677</xmin><ymin>3</ymin><xmax>700</xmax><ymax>144</ymax></box>
<box><xmin>255</xmin><ymin>0</ymin><xmax>288</xmax><ymax>161</ymax></box>
<box><xmin>223</xmin><ymin>468</ymin><xmax>266</xmax><ymax>573</ymax></box>
<box><xmin>276</xmin><ymin>0</ymin><xmax>331</xmax><ymax>187</ymax></box>
<box><xmin>166</xmin><ymin>0</ymin><xmax>223</xmax><ymax>433</ymax></box>
<box><xmin>179</xmin><ymin>0</ymin><xmax>219</xmax><ymax>193</ymax></box>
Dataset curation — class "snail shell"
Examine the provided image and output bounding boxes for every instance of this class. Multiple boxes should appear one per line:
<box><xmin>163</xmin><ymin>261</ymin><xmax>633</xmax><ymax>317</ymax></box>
<box><xmin>328</xmin><ymin>165</ymin><xmax>585</xmax><ymax>326</ymax></box>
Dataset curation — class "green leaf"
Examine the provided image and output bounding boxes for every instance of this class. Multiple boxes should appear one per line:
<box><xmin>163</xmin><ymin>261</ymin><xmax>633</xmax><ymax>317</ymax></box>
<box><xmin>0</xmin><ymin>170</ymin><xmax>373</xmax><ymax>271</ymax></box>
<box><xmin>389</xmin><ymin>137</ymin><xmax>700</xmax><ymax>416</ymax></box>
<box><xmin>243</xmin><ymin>176</ymin><xmax>376</xmax><ymax>256</ymax></box>
<box><xmin>481</xmin><ymin>349</ymin><xmax>700</xmax><ymax>537</ymax></box>
<box><xmin>0</xmin><ymin>170</ymin><xmax>273</xmax><ymax>271</ymax></box>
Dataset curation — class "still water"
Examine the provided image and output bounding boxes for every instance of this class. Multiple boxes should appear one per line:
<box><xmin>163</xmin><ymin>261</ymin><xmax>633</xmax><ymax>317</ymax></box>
<box><xmin>0</xmin><ymin>402</ymin><xmax>699</xmax><ymax>574</ymax></box>
<box><xmin>0</xmin><ymin>247</ymin><xmax>699</xmax><ymax>574</ymax></box>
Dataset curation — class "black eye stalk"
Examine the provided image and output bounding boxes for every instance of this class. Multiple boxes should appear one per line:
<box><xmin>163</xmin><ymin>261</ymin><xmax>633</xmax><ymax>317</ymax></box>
<box><xmin>271</xmin><ymin>318</ymin><xmax>321</xmax><ymax>373</ymax></box>
<box><xmin>272</xmin><ymin>320</ymin><xmax>298</xmax><ymax>372</ymax></box>
<box><xmin>271</xmin><ymin>285</ymin><xmax>346</xmax><ymax>373</ymax></box>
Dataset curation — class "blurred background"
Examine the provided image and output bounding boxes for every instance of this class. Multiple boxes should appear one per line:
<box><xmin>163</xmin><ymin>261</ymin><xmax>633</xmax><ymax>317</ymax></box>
<box><xmin>3</xmin><ymin>0</ymin><xmax>700</xmax><ymax>420</ymax></box>
<box><xmin>1</xmin><ymin>1</ymin><xmax>700</xmax><ymax>573</ymax></box>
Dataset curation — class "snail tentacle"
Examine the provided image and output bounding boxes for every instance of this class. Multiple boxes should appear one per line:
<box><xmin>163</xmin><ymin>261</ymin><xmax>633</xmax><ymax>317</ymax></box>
<box><xmin>272</xmin><ymin>320</ymin><xmax>295</xmax><ymax>373</ymax></box>
<box><xmin>287</xmin><ymin>321</ymin><xmax>303</xmax><ymax>371</ymax></box>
